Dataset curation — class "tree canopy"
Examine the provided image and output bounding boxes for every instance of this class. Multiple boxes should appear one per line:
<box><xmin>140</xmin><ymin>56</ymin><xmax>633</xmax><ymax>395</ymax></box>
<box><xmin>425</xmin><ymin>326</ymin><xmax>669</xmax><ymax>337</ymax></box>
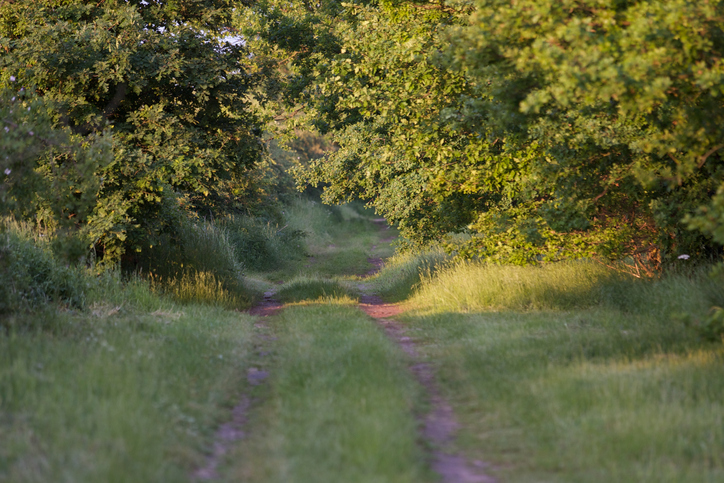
<box><xmin>1</xmin><ymin>0</ymin><xmax>263</xmax><ymax>265</ymax></box>
<box><xmin>243</xmin><ymin>0</ymin><xmax>724</xmax><ymax>271</ymax></box>
<box><xmin>2</xmin><ymin>0</ymin><xmax>723</xmax><ymax>271</ymax></box>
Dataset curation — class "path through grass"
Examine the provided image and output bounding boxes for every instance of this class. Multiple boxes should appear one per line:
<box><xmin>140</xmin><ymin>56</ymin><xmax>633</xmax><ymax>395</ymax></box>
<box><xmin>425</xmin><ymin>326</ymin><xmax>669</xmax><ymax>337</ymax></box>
<box><xmin>225</xmin><ymin>300</ymin><xmax>432</xmax><ymax>483</ymax></box>
<box><xmin>397</xmin><ymin>261</ymin><xmax>724</xmax><ymax>482</ymax></box>
<box><xmin>4</xmin><ymin>200</ymin><xmax>724</xmax><ymax>483</ymax></box>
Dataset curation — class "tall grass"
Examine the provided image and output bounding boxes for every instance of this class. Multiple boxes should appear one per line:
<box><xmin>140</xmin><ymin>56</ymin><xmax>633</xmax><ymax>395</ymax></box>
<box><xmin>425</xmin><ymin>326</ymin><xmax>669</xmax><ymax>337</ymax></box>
<box><xmin>410</xmin><ymin>260</ymin><xmax>713</xmax><ymax>317</ymax></box>
<box><xmin>221</xmin><ymin>215</ymin><xmax>306</xmax><ymax>272</ymax></box>
<box><xmin>367</xmin><ymin>247</ymin><xmax>448</xmax><ymax>302</ymax></box>
<box><xmin>285</xmin><ymin>199</ymin><xmax>369</xmax><ymax>248</ymax></box>
<box><xmin>401</xmin><ymin>259</ymin><xmax>723</xmax><ymax>481</ymax></box>
<box><xmin>149</xmin><ymin>271</ymin><xmax>250</xmax><ymax>309</ymax></box>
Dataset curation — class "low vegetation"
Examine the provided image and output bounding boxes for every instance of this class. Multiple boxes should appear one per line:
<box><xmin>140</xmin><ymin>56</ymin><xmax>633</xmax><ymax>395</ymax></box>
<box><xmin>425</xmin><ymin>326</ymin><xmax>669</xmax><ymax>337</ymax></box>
<box><xmin>226</xmin><ymin>300</ymin><xmax>431</xmax><ymax>483</ymax></box>
<box><xmin>0</xmin><ymin>281</ymin><xmax>256</xmax><ymax>482</ymax></box>
<box><xmin>396</xmin><ymin>260</ymin><xmax>724</xmax><ymax>482</ymax></box>
<box><xmin>2</xmin><ymin>196</ymin><xmax>724</xmax><ymax>482</ymax></box>
<box><xmin>3</xmin><ymin>1</ymin><xmax>724</xmax><ymax>481</ymax></box>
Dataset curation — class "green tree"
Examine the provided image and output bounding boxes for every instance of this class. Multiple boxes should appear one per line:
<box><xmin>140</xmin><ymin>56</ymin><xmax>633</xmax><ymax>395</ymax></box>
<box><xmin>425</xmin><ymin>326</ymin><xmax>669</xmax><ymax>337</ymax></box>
<box><xmin>249</xmin><ymin>0</ymin><xmax>723</xmax><ymax>271</ymax></box>
<box><xmin>1</xmin><ymin>0</ymin><xmax>264</xmax><ymax>265</ymax></box>
<box><xmin>443</xmin><ymin>0</ymin><xmax>724</xmax><ymax>268</ymax></box>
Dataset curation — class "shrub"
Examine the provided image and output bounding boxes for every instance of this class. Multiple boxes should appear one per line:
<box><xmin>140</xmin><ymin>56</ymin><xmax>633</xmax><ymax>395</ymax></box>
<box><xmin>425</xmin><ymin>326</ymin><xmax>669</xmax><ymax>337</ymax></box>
<box><xmin>0</xmin><ymin>228</ymin><xmax>89</xmax><ymax>315</ymax></box>
<box><xmin>222</xmin><ymin>215</ymin><xmax>306</xmax><ymax>272</ymax></box>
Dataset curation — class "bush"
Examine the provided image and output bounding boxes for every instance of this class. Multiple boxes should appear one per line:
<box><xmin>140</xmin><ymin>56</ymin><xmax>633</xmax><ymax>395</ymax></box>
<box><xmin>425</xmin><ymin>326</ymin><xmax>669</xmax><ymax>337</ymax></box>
<box><xmin>222</xmin><ymin>215</ymin><xmax>306</xmax><ymax>272</ymax></box>
<box><xmin>0</xmin><ymin>229</ymin><xmax>90</xmax><ymax>315</ymax></box>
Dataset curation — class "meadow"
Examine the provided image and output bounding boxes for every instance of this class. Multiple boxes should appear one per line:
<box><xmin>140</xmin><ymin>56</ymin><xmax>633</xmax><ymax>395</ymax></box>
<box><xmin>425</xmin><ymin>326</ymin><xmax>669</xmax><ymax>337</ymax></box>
<box><xmin>1</xmin><ymin>200</ymin><xmax>724</xmax><ymax>482</ymax></box>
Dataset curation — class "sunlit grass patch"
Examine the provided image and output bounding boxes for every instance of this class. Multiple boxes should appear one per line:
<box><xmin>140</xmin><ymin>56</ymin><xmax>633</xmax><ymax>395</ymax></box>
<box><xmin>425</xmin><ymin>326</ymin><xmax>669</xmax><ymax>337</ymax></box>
<box><xmin>275</xmin><ymin>276</ymin><xmax>354</xmax><ymax>303</ymax></box>
<box><xmin>149</xmin><ymin>271</ymin><xmax>253</xmax><ymax>309</ymax></box>
<box><xmin>366</xmin><ymin>247</ymin><xmax>448</xmax><ymax>302</ymax></box>
<box><xmin>402</xmin><ymin>281</ymin><xmax>724</xmax><ymax>482</ymax></box>
<box><xmin>410</xmin><ymin>260</ymin><xmax>713</xmax><ymax>317</ymax></box>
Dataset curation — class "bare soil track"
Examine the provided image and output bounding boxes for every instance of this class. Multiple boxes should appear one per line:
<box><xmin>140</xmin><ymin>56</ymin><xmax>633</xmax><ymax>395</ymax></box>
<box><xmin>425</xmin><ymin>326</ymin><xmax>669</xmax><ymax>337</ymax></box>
<box><xmin>193</xmin><ymin>291</ymin><xmax>278</xmax><ymax>481</ymax></box>
<box><xmin>194</xmin><ymin>217</ymin><xmax>495</xmax><ymax>482</ymax></box>
<box><xmin>359</xmin><ymin>294</ymin><xmax>496</xmax><ymax>483</ymax></box>
<box><xmin>361</xmin><ymin>220</ymin><xmax>495</xmax><ymax>483</ymax></box>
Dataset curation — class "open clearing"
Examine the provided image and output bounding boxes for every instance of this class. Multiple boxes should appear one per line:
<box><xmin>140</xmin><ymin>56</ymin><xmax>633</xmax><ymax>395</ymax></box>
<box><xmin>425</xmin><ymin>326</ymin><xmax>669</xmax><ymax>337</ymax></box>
<box><xmin>2</xmin><ymin>207</ymin><xmax>724</xmax><ymax>483</ymax></box>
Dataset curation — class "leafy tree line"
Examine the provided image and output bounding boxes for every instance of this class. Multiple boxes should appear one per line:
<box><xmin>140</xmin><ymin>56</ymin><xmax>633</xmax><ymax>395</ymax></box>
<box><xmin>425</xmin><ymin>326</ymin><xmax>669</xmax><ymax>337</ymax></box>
<box><xmin>1</xmin><ymin>0</ymin><xmax>265</xmax><ymax>268</ymax></box>
<box><xmin>2</xmin><ymin>0</ymin><xmax>723</xmax><ymax>274</ymax></box>
<box><xmin>244</xmin><ymin>0</ymin><xmax>724</xmax><ymax>272</ymax></box>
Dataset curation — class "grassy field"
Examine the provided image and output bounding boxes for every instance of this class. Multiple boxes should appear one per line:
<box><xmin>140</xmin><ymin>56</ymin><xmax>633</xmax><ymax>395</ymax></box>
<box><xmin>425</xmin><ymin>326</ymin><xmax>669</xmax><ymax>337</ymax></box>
<box><xmin>0</xmin><ymin>289</ymin><xmax>257</xmax><ymax>482</ymax></box>
<box><xmin>396</xmin><ymin>261</ymin><xmax>724</xmax><ymax>482</ymax></box>
<box><xmin>3</xmin><ymin>200</ymin><xmax>724</xmax><ymax>482</ymax></box>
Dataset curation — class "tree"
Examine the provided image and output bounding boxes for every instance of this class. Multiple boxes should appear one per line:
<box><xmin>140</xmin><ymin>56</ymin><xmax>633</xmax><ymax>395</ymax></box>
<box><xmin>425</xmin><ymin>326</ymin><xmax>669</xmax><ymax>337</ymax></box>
<box><xmin>243</xmin><ymin>1</ymin><xmax>499</xmax><ymax>245</ymax></box>
<box><xmin>1</xmin><ymin>84</ymin><xmax>111</xmax><ymax>231</ymax></box>
<box><xmin>249</xmin><ymin>0</ymin><xmax>723</xmax><ymax>270</ymax></box>
<box><xmin>0</xmin><ymin>0</ymin><xmax>264</xmax><ymax>265</ymax></box>
<box><xmin>443</xmin><ymin>0</ymin><xmax>724</xmax><ymax>268</ymax></box>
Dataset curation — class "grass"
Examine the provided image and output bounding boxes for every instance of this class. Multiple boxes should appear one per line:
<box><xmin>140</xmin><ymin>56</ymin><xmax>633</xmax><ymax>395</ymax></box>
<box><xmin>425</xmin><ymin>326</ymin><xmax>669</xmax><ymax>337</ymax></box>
<box><xmin>274</xmin><ymin>275</ymin><xmax>353</xmax><ymax>303</ymax></box>
<box><xmin>149</xmin><ymin>270</ymin><xmax>253</xmax><ymax>309</ymax></box>
<box><xmin>365</xmin><ymin>247</ymin><xmax>449</xmax><ymax>302</ymax></box>
<box><xmin>399</xmin><ymin>260</ymin><xmax>724</xmax><ymax>482</ymax></box>
<box><xmin>6</xmin><ymin>197</ymin><xmax>724</xmax><ymax>483</ymax></box>
<box><xmin>224</xmin><ymin>300</ymin><xmax>433</xmax><ymax>483</ymax></box>
<box><xmin>0</xmin><ymin>281</ymin><xmax>257</xmax><ymax>483</ymax></box>
<box><xmin>256</xmin><ymin>199</ymin><xmax>396</xmax><ymax>281</ymax></box>
<box><xmin>409</xmin><ymin>259</ymin><xmax>716</xmax><ymax>314</ymax></box>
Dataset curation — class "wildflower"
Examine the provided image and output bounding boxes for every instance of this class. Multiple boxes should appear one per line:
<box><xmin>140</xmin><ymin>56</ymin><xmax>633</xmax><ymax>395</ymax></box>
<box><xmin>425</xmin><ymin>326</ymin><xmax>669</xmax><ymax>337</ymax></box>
<box><xmin>3</xmin><ymin>168</ymin><xmax>10</xmax><ymax>175</ymax></box>
<box><xmin>9</xmin><ymin>76</ymin><xmax>15</xmax><ymax>82</ymax></box>
<box><xmin>3</xmin><ymin>127</ymin><xmax>8</xmax><ymax>133</ymax></box>
<box><xmin>28</xmin><ymin>131</ymin><xmax>34</xmax><ymax>136</ymax></box>
<box><xmin>678</xmin><ymin>254</ymin><xmax>690</xmax><ymax>260</ymax></box>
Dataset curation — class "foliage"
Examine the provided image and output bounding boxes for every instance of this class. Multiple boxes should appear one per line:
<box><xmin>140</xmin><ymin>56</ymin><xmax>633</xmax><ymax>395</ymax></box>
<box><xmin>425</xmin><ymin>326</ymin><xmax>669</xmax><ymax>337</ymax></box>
<box><xmin>0</xmin><ymin>86</ymin><xmax>113</xmax><ymax>246</ymax></box>
<box><xmin>0</xmin><ymin>0</ymin><xmax>264</xmax><ymax>265</ymax></box>
<box><xmin>444</xmin><ymin>0</ymin><xmax>724</xmax><ymax>266</ymax></box>
<box><xmin>0</xmin><ymin>223</ymin><xmax>91</xmax><ymax>315</ymax></box>
<box><xmin>247</xmin><ymin>0</ymin><xmax>724</xmax><ymax>268</ymax></box>
<box><xmin>286</xmin><ymin>3</ymin><xmax>492</xmax><ymax>244</ymax></box>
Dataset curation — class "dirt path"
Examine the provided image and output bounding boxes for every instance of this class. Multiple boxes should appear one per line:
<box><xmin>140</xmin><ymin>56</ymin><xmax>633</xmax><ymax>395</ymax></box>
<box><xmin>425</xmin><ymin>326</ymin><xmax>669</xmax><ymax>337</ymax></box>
<box><xmin>195</xmin><ymin>217</ymin><xmax>494</xmax><ymax>482</ymax></box>
<box><xmin>192</xmin><ymin>290</ymin><xmax>280</xmax><ymax>480</ymax></box>
<box><xmin>360</xmin><ymin>221</ymin><xmax>495</xmax><ymax>483</ymax></box>
<box><xmin>358</xmin><ymin>295</ymin><xmax>496</xmax><ymax>483</ymax></box>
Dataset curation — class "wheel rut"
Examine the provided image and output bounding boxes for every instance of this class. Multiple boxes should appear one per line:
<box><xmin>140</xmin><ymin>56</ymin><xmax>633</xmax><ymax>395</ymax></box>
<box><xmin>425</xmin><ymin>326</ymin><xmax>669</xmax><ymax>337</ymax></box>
<box><xmin>361</xmin><ymin>227</ymin><xmax>496</xmax><ymax>483</ymax></box>
<box><xmin>192</xmin><ymin>290</ymin><xmax>281</xmax><ymax>480</ymax></box>
<box><xmin>359</xmin><ymin>294</ymin><xmax>496</xmax><ymax>483</ymax></box>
